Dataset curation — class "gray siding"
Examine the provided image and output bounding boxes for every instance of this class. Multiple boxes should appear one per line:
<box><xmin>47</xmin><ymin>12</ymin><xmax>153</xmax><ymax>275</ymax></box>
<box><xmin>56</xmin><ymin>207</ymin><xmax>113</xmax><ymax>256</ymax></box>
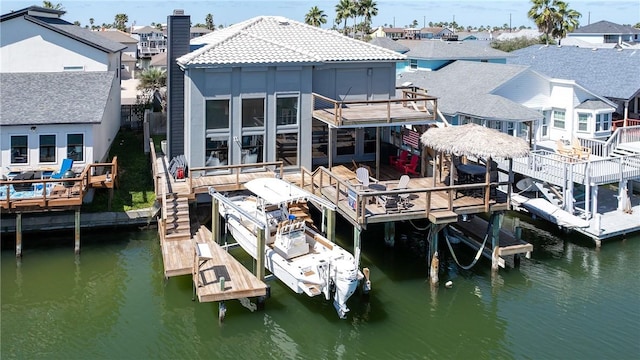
<box><xmin>166</xmin><ymin>13</ymin><xmax>190</xmax><ymax>159</ymax></box>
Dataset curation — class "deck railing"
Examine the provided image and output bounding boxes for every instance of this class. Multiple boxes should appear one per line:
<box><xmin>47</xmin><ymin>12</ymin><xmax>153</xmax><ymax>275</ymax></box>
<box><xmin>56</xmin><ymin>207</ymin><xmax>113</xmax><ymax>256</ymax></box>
<box><xmin>300</xmin><ymin>166</ymin><xmax>509</xmax><ymax>226</ymax></box>
<box><xmin>189</xmin><ymin>161</ymin><xmax>285</xmax><ymax>193</ymax></box>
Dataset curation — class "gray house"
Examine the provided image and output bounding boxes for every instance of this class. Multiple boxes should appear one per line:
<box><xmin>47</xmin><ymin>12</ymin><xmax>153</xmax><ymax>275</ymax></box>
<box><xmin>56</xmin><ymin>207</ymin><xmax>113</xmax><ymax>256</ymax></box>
<box><xmin>176</xmin><ymin>16</ymin><xmax>410</xmax><ymax>171</ymax></box>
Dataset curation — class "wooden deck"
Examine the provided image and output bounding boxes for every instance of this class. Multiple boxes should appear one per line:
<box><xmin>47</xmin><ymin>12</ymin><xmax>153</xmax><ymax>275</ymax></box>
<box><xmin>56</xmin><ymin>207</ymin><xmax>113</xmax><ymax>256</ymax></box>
<box><xmin>0</xmin><ymin>157</ymin><xmax>119</xmax><ymax>212</ymax></box>
<box><xmin>193</xmin><ymin>226</ymin><xmax>268</xmax><ymax>302</ymax></box>
<box><xmin>312</xmin><ymin>90</ymin><xmax>438</xmax><ymax>128</ymax></box>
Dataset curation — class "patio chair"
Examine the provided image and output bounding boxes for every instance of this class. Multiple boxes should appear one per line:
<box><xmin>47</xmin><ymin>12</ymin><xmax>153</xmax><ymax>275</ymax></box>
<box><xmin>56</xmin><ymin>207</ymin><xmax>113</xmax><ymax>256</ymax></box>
<box><xmin>402</xmin><ymin>155</ymin><xmax>420</xmax><ymax>175</ymax></box>
<box><xmin>389</xmin><ymin>150</ymin><xmax>409</xmax><ymax>168</ymax></box>
<box><xmin>355</xmin><ymin>167</ymin><xmax>370</xmax><ymax>189</ymax></box>
<box><xmin>50</xmin><ymin>158</ymin><xmax>74</xmax><ymax>179</ymax></box>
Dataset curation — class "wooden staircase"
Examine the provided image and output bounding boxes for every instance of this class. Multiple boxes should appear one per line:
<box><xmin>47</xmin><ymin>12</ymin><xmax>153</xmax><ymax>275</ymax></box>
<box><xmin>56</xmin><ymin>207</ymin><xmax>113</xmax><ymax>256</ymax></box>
<box><xmin>163</xmin><ymin>193</ymin><xmax>192</xmax><ymax>242</ymax></box>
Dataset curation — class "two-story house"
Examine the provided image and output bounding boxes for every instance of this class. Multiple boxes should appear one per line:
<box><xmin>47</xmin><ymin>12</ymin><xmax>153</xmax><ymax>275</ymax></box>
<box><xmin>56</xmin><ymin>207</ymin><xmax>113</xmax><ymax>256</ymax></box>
<box><xmin>566</xmin><ymin>20</ymin><xmax>640</xmax><ymax>46</ymax></box>
<box><xmin>0</xmin><ymin>6</ymin><xmax>124</xmax><ymax>175</ymax></box>
<box><xmin>174</xmin><ymin>16</ymin><xmax>414</xmax><ymax>170</ymax></box>
<box><xmin>132</xmin><ymin>26</ymin><xmax>166</xmax><ymax>58</ymax></box>
<box><xmin>95</xmin><ymin>29</ymin><xmax>138</xmax><ymax>78</ymax></box>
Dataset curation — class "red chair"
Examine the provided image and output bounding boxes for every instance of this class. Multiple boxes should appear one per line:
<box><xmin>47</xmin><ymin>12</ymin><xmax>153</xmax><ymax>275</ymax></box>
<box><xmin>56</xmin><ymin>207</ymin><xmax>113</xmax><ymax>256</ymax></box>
<box><xmin>389</xmin><ymin>150</ymin><xmax>410</xmax><ymax>169</ymax></box>
<box><xmin>402</xmin><ymin>155</ymin><xmax>420</xmax><ymax>175</ymax></box>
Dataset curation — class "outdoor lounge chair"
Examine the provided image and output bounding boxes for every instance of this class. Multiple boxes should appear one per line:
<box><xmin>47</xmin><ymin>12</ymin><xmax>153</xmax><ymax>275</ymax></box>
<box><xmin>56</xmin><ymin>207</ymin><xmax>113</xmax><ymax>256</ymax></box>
<box><xmin>50</xmin><ymin>158</ymin><xmax>73</xmax><ymax>179</ymax></box>
<box><xmin>389</xmin><ymin>150</ymin><xmax>409</xmax><ymax>168</ymax></box>
<box><xmin>355</xmin><ymin>167</ymin><xmax>370</xmax><ymax>189</ymax></box>
<box><xmin>402</xmin><ymin>155</ymin><xmax>420</xmax><ymax>175</ymax></box>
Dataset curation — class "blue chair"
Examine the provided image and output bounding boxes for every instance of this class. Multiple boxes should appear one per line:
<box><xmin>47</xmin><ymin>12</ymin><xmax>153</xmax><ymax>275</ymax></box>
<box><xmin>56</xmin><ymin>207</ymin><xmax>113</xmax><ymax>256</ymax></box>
<box><xmin>50</xmin><ymin>158</ymin><xmax>74</xmax><ymax>179</ymax></box>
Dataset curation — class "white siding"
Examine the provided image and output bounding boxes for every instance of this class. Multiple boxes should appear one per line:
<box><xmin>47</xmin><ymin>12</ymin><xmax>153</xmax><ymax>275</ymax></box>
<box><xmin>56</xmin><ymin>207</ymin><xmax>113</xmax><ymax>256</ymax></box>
<box><xmin>0</xmin><ymin>18</ymin><xmax>110</xmax><ymax>72</ymax></box>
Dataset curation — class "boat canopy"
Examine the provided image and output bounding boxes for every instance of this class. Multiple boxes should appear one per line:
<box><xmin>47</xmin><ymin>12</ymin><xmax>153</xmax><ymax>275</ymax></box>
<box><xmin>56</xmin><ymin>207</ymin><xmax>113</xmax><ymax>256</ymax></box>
<box><xmin>245</xmin><ymin>178</ymin><xmax>336</xmax><ymax>211</ymax></box>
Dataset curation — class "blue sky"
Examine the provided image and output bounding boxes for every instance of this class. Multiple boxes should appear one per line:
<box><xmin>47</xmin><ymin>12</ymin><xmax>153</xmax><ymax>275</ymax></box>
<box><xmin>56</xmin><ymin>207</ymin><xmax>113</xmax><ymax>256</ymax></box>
<box><xmin>2</xmin><ymin>0</ymin><xmax>639</xmax><ymax>29</ymax></box>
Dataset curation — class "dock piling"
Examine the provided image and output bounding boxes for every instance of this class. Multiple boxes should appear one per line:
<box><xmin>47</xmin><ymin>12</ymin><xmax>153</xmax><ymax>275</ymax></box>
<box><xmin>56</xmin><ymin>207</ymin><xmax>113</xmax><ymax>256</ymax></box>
<box><xmin>74</xmin><ymin>209</ymin><xmax>81</xmax><ymax>254</ymax></box>
<box><xmin>16</xmin><ymin>213</ymin><xmax>22</xmax><ymax>258</ymax></box>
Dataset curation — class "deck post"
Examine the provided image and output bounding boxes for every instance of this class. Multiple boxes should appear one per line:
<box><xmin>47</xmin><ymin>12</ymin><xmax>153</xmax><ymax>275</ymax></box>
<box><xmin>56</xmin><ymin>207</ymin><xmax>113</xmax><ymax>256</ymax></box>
<box><xmin>490</xmin><ymin>212</ymin><xmax>503</xmax><ymax>271</ymax></box>
<box><xmin>16</xmin><ymin>212</ymin><xmax>22</xmax><ymax>257</ymax></box>
<box><xmin>74</xmin><ymin>209</ymin><xmax>81</xmax><ymax>254</ymax></box>
<box><xmin>211</xmin><ymin>197</ymin><xmax>220</xmax><ymax>244</ymax></box>
<box><xmin>353</xmin><ymin>226</ymin><xmax>361</xmax><ymax>264</ymax></box>
<box><xmin>256</xmin><ymin>228</ymin><xmax>265</xmax><ymax>281</ymax></box>
<box><xmin>429</xmin><ymin>223</ymin><xmax>439</xmax><ymax>286</ymax></box>
<box><xmin>326</xmin><ymin>209</ymin><xmax>336</xmax><ymax>243</ymax></box>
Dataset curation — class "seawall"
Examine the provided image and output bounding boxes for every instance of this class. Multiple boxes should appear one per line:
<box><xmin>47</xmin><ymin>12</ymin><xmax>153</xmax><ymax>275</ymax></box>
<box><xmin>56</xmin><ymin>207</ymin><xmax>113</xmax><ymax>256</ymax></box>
<box><xmin>0</xmin><ymin>209</ymin><xmax>156</xmax><ymax>233</ymax></box>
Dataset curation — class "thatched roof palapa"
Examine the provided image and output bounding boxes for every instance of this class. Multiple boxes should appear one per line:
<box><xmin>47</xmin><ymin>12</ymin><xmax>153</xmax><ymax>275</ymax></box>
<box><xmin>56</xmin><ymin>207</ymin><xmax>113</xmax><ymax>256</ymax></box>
<box><xmin>420</xmin><ymin>123</ymin><xmax>530</xmax><ymax>159</ymax></box>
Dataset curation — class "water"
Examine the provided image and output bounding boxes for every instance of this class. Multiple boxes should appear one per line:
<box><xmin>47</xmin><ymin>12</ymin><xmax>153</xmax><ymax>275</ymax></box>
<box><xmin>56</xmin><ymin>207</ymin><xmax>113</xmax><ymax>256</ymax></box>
<box><xmin>2</xmin><ymin>216</ymin><xmax>639</xmax><ymax>359</ymax></box>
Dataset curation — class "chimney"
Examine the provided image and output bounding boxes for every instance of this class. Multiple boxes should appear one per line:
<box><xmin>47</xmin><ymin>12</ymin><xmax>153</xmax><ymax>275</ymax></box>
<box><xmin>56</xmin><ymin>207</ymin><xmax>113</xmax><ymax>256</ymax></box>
<box><xmin>166</xmin><ymin>9</ymin><xmax>190</xmax><ymax>160</ymax></box>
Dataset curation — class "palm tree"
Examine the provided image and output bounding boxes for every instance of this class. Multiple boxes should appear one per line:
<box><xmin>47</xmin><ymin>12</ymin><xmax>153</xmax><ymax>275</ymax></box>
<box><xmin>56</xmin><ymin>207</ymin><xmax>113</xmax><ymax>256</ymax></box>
<box><xmin>114</xmin><ymin>13</ymin><xmax>128</xmax><ymax>32</ymax></box>
<box><xmin>335</xmin><ymin>0</ymin><xmax>354</xmax><ymax>35</ymax></box>
<box><xmin>42</xmin><ymin>1</ymin><xmax>64</xmax><ymax>10</ymax></box>
<box><xmin>553</xmin><ymin>1</ymin><xmax>581</xmax><ymax>44</ymax></box>
<box><xmin>137</xmin><ymin>68</ymin><xmax>167</xmax><ymax>90</ymax></box>
<box><xmin>304</xmin><ymin>6</ymin><xmax>327</xmax><ymax>27</ymax></box>
<box><xmin>205</xmin><ymin>13</ymin><xmax>214</xmax><ymax>30</ymax></box>
<box><xmin>359</xmin><ymin>0</ymin><xmax>378</xmax><ymax>34</ymax></box>
<box><xmin>528</xmin><ymin>0</ymin><xmax>563</xmax><ymax>45</ymax></box>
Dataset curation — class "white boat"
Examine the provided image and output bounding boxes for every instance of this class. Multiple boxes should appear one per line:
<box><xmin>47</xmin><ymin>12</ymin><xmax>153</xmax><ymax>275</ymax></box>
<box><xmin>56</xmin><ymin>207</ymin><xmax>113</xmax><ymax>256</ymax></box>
<box><xmin>218</xmin><ymin>178</ymin><xmax>364</xmax><ymax>319</ymax></box>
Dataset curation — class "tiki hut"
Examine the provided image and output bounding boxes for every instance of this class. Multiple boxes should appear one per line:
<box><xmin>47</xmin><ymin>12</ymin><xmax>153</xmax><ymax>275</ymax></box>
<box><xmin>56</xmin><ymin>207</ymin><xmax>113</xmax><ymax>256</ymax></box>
<box><xmin>420</xmin><ymin>123</ymin><xmax>530</xmax><ymax>159</ymax></box>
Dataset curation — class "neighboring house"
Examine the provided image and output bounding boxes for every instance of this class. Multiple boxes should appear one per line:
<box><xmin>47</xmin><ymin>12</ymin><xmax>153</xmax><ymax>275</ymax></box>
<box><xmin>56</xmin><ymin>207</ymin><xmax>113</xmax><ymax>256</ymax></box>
<box><xmin>131</xmin><ymin>26</ymin><xmax>166</xmax><ymax>58</ymax></box>
<box><xmin>0</xmin><ymin>6</ymin><xmax>124</xmax><ymax>174</ymax></box>
<box><xmin>190</xmin><ymin>26</ymin><xmax>212</xmax><ymax>39</ymax></box>
<box><xmin>370</xmin><ymin>26</ymin><xmax>385</xmax><ymax>38</ymax></box>
<box><xmin>388</xmin><ymin>39</ymin><xmax>511</xmax><ymax>72</ymax></box>
<box><xmin>567</xmin><ymin>20</ymin><xmax>640</xmax><ymax>46</ymax></box>
<box><xmin>419</xmin><ymin>27</ymin><xmax>453</xmax><ymax>40</ymax></box>
<box><xmin>95</xmin><ymin>29</ymin><xmax>138</xmax><ymax>78</ymax></box>
<box><xmin>397</xmin><ymin>61</ymin><xmax>616</xmax><ymax>143</ymax></box>
<box><xmin>149</xmin><ymin>52</ymin><xmax>167</xmax><ymax>70</ymax></box>
<box><xmin>382</xmin><ymin>27</ymin><xmax>405</xmax><ymax>39</ymax></box>
<box><xmin>175</xmin><ymin>16</ymin><xmax>407</xmax><ymax>170</ymax></box>
<box><xmin>508</xmin><ymin>45</ymin><xmax>640</xmax><ymax>121</ymax></box>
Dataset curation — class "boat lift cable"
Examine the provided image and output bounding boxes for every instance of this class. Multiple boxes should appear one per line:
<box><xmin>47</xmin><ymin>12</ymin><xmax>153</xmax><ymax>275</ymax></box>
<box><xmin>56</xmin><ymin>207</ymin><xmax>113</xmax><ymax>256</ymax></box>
<box><xmin>443</xmin><ymin>219</ymin><xmax>493</xmax><ymax>271</ymax></box>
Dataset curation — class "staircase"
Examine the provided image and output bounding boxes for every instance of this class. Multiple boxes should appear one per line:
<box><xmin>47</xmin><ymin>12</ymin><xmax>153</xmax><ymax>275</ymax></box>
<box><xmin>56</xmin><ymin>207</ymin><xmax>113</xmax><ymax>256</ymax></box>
<box><xmin>163</xmin><ymin>193</ymin><xmax>192</xmax><ymax>242</ymax></box>
<box><xmin>534</xmin><ymin>181</ymin><xmax>564</xmax><ymax>208</ymax></box>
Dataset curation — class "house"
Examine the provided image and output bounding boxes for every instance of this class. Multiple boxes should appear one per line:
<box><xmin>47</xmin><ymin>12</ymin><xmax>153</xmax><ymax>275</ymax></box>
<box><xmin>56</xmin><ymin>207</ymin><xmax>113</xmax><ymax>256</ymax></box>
<box><xmin>149</xmin><ymin>52</ymin><xmax>167</xmax><ymax>70</ymax></box>
<box><xmin>173</xmin><ymin>15</ymin><xmax>412</xmax><ymax>170</ymax></box>
<box><xmin>131</xmin><ymin>26</ymin><xmax>166</xmax><ymax>58</ymax></box>
<box><xmin>190</xmin><ymin>26</ymin><xmax>212</xmax><ymax>39</ymax></box>
<box><xmin>0</xmin><ymin>6</ymin><xmax>124</xmax><ymax>174</ymax></box>
<box><xmin>385</xmin><ymin>39</ymin><xmax>511</xmax><ymax>72</ymax></box>
<box><xmin>566</xmin><ymin>20</ymin><xmax>640</xmax><ymax>46</ymax></box>
<box><xmin>496</xmin><ymin>29</ymin><xmax>542</xmax><ymax>41</ymax></box>
<box><xmin>397</xmin><ymin>61</ymin><xmax>616</xmax><ymax>144</ymax></box>
<box><xmin>94</xmin><ymin>29</ymin><xmax>138</xmax><ymax>78</ymax></box>
<box><xmin>381</xmin><ymin>27</ymin><xmax>406</xmax><ymax>40</ymax></box>
<box><xmin>508</xmin><ymin>45</ymin><xmax>640</xmax><ymax>121</ymax></box>
<box><xmin>419</xmin><ymin>27</ymin><xmax>453</xmax><ymax>40</ymax></box>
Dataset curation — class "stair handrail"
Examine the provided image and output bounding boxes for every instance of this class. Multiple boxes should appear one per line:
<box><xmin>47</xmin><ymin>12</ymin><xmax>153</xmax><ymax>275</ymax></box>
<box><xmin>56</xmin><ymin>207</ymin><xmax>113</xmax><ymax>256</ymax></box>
<box><xmin>436</xmin><ymin>108</ymin><xmax>451</xmax><ymax>128</ymax></box>
<box><xmin>602</xmin><ymin>125</ymin><xmax>640</xmax><ymax>157</ymax></box>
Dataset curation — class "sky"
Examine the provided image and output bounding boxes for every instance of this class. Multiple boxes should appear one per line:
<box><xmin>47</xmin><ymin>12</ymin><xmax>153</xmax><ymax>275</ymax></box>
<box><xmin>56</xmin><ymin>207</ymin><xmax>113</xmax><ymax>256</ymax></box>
<box><xmin>2</xmin><ymin>0</ymin><xmax>639</xmax><ymax>29</ymax></box>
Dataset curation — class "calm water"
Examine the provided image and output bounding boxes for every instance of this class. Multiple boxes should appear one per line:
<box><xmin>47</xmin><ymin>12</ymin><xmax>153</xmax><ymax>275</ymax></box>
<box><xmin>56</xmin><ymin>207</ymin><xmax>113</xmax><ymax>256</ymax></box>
<box><xmin>2</xmin><ymin>215</ymin><xmax>639</xmax><ymax>359</ymax></box>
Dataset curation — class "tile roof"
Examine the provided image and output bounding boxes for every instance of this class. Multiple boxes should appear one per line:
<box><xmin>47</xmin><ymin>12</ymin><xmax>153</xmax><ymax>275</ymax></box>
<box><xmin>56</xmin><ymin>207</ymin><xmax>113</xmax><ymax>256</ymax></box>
<box><xmin>397</xmin><ymin>39</ymin><xmax>511</xmax><ymax>60</ymax></box>
<box><xmin>396</xmin><ymin>61</ymin><xmax>542</xmax><ymax>121</ymax></box>
<box><xmin>133</xmin><ymin>26</ymin><xmax>163</xmax><ymax>34</ymax></box>
<box><xmin>180</xmin><ymin>16</ymin><xmax>405</xmax><ymax>67</ymax></box>
<box><xmin>0</xmin><ymin>72</ymin><xmax>115</xmax><ymax>126</ymax></box>
<box><xmin>570</xmin><ymin>20</ymin><xmax>640</xmax><ymax>35</ymax></box>
<box><xmin>508</xmin><ymin>45</ymin><xmax>640</xmax><ymax>99</ymax></box>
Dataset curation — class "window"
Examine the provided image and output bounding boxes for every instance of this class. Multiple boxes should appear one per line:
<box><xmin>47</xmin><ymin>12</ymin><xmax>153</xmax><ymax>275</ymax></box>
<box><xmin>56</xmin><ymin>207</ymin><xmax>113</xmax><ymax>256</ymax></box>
<box><xmin>39</xmin><ymin>135</ymin><xmax>56</xmax><ymax>163</ymax></box>
<box><xmin>242</xmin><ymin>98</ymin><xmax>265</xmax><ymax>128</ymax></box>
<box><xmin>241</xmin><ymin>135</ymin><xmax>263</xmax><ymax>164</ymax></box>
<box><xmin>276</xmin><ymin>133</ymin><xmax>298</xmax><ymax>166</ymax></box>
<box><xmin>312</xmin><ymin>120</ymin><xmax>329</xmax><ymax>157</ymax></box>
<box><xmin>67</xmin><ymin>134</ymin><xmax>84</xmax><ymax>162</ymax></box>
<box><xmin>596</xmin><ymin>113</ymin><xmax>611</xmax><ymax>131</ymax></box>
<box><xmin>276</xmin><ymin>97</ymin><xmax>298</xmax><ymax>126</ymax></box>
<box><xmin>364</xmin><ymin>128</ymin><xmax>377</xmax><ymax>154</ymax></box>
<box><xmin>553</xmin><ymin>110</ymin><xmax>565</xmax><ymax>129</ymax></box>
<box><xmin>205</xmin><ymin>137</ymin><xmax>228</xmax><ymax>166</ymax></box>
<box><xmin>206</xmin><ymin>100</ymin><xmax>230</xmax><ymax>129</ymax></box>
<box><xmin>410</xmin><ymin>59</ymin><xmax>418</xmax><ymax>69</ymax></box>
<box><xmin>11</xmin><ymin>135</ymin><xmax>28</xmax><ymax>164</ymax></box>
<box><xmin>336</xmin><ymin>129</ymin><xmax>355</xmax><ymax>156</ymax></box>
<box><xmin>577</xmin><ymin>113</ymin><xmax>589</xmax><ymax>132</ymax></box>
<box><xmin>63</xmin><ymin>66</ymin><xmax>84</xmax><ymax>71</ymax></box>
<box><xmin>541</xmin><ymin>111</ymin><xmax>549</xmax><ymax>137</ymax></box>
<box><xmin>507</xmin><ymin>122</ymin><xmax>515</xmax><ymax>136</ymax></box>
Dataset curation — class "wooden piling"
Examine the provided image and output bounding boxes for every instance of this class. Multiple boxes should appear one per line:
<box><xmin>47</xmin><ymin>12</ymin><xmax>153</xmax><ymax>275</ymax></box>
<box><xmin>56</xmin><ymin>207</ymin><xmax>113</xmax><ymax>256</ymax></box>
<box><xmin>326</xmin><ymin>208</ymin><xmax>335</xmax><ymax>243</ymax></box>
<box><xmin>256</xmin><ymin>228</ymin><xmax>265</xmax><ymax>281</ymax></box>
<box><xmin>16</xmin><ymin>212</ymin><xmax>22</xmax><ymax>258</ymax></box>
<box><xmin>211</xmin><ymin>197</ymin><xmax>220</xmax><ymax>244</ymax></box>
<box><xmin>74</xmin><ymin>209</ymin><xmax>81</xmax><ymax>254</ymax></box>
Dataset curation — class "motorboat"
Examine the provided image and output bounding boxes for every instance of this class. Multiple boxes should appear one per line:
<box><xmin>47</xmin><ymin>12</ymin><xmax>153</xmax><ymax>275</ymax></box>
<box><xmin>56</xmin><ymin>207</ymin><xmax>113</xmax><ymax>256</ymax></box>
<box><xmin>217</xmin><ymin>178</ymin><xmax>364</xmax><ymax>319</ymax></box>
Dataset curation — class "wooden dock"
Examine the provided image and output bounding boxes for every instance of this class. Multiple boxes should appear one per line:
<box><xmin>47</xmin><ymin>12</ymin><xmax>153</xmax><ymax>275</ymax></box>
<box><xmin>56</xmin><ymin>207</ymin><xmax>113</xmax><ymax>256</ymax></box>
<box><xmin>192</xmin><ymin>226</ymin><xmax>268</xmax><ymax>303</ymax></box>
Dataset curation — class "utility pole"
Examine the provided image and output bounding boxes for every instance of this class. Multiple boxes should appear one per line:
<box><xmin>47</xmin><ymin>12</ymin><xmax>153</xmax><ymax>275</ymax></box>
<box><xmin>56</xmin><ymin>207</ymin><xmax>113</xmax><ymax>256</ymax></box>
<box><xmin>423</xmin><ymin>15</ymin><xmax>425</xmax><ymax>28</ymax></box>
<box><xmin>509</xmin><ymin>13</ymin><xmax>512</xmax><ymax>32</ymax></box>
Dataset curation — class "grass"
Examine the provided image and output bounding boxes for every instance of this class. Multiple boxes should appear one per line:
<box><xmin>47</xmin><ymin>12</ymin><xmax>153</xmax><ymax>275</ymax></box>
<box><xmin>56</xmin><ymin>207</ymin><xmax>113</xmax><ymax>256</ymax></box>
<box><xmin>83</xmin><ymin>129</ymin><xmax>162</xmax><ymax>212</ymax></box>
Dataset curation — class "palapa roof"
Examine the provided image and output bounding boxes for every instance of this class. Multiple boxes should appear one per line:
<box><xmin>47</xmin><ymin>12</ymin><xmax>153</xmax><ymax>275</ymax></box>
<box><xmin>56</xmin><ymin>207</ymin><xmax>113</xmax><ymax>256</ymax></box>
<box><xmin>420</xmin><ymin>124</ymin><xmax>530</xmax><ymax>159</ymax></box>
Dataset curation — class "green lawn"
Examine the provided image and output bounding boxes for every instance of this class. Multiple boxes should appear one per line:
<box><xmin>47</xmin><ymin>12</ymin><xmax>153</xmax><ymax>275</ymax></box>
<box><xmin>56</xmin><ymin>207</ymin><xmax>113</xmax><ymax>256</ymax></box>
<box><xmin>84</xmin><ymin>130</ymin><xmax>163</xmax><ymax>212</ymax></box>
